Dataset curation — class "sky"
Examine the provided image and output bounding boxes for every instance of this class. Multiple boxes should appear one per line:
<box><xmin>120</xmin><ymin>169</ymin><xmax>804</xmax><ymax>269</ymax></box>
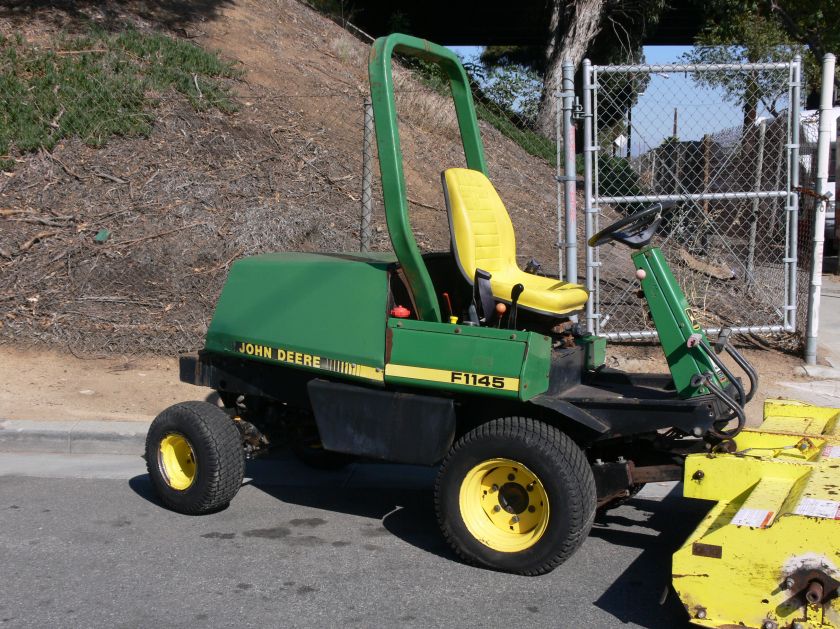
<box><xmin>449</xmin><ymin>45</ymin><xmax>754</xmax><ymax>155</ymax></box>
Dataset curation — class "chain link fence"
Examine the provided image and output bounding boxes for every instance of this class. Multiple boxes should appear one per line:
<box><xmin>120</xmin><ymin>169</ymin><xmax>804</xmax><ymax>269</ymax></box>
<box><xmin>0</xmin><ymin>6</ymin><xmax>559</xmax><ymax>356</ymax></box>
<box><xmin>580</xmin><ymin>60</ymin><xmax>805</xmax><ymax>342</ymax></box>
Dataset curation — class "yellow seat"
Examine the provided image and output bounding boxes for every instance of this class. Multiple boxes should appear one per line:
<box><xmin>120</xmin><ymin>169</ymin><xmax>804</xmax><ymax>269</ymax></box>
<box><xmin>442</xmin><ymin>168</ymin><xmax>588</xmax><ymax>316</ymax></box>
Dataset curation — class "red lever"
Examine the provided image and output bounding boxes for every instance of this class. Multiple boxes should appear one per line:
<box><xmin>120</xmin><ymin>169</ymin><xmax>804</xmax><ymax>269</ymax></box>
<box><xmin>390</xmin><ymin>305</ymin><xmax>411</xmax><ymax>318</ymax></box>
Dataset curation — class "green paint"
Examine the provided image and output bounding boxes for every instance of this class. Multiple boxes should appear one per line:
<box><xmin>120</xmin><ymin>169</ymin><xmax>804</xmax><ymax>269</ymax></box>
<box><xmin>386</xmin><ymin>318</ymin><xmax>549</xmax><ymax>400</ymax></box>
<box><xmin>368</xmin><ymin>34</ymin><xmax>487</xmax><ymax>323</ymax></box>
<box><xmin>518</xmin><ymin>333</ymin><xmax>551</xmax><ymax>401</ymax></box>
<box><xmin>205</xmin><ymin>252</ymin><xmax>394</xmax><ymax>377</ymax></box>
<box><xmin>633</xmin><ymin>246</ymin><xmax>724</xmax><ymax>397</ymax></box>
<box><xmin>576</xmin><ymin>335</ymin><xmax>606</xmax><ymax>370</ymax></box>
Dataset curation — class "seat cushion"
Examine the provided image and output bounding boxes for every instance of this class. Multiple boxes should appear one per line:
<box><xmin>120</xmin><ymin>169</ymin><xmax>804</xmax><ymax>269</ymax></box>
<box><xmin>443</xmin><ymin>168</ymin><xmax>587</xmax><ymax>316</ymax></box>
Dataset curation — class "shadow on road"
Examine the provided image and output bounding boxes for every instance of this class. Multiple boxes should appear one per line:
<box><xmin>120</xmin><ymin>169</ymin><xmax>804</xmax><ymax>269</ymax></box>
<box><xmin>128</xmin><ymin>456</ymin><xmax>457</xmax><ymax>562</ymax></box>
<box><xmin>590</xmin><ymin>485</ymin><xmax>712</xmax><ymax>629</ymax></box>
<box><xmin>128</xmin><ymin>459</ymin><xmax>712</xmax><ymax>629</ymax></box>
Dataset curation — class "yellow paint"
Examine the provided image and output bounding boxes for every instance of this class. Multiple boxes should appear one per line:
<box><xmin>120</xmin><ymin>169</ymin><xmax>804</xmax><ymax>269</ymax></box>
<box><xmin>158</xmin><ymin>433</ymin><xmax>196</xmax><ymax>491</ymax></box>
<box><xmin>384</xmin><ymin>363</ymin><xmax>518</xmax><ymax>391</ymax></box>
<box><xmin>458</xmin><ymin>458</ymin><xmax>549</xmax><ymax>553</ymax></box>
<box><xmin>675</xmin><ymin>400</ymin><xmax>840</xmax><ymax>629</ymax></box>
<box><xmin>444</xmin><ymin>168</ymin><xmax>588</xmax><ymax>315</ymax></box>
<box><xmin>234</xmin><ymin>340</ymin><xmax>382</xmax><ymax>382</ymax></box>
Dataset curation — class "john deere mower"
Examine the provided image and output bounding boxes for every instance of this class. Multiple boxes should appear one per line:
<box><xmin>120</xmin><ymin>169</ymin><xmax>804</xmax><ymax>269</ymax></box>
<box><xmin>146</xmin><ymin>35</ymin><xmax>840</xmax><ymax>628</ymax></box>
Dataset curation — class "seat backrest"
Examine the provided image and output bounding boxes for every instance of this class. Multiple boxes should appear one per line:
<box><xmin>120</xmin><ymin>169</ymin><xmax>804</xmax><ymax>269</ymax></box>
<box><xmin>442</xmin><ymin>168</ymin><xmax>517</xmax><ymax>277</ymax></box>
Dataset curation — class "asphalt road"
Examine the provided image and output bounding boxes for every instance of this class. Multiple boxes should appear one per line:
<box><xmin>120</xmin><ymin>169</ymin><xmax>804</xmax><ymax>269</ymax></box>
<box><xmin>0</xmin><ymin>452</ymin><xmax>710</xmax><ymax>628</ymax></box>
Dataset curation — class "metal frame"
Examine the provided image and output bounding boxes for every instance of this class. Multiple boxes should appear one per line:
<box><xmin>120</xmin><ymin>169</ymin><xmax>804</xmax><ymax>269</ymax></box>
<box><xmin>580</xmin><ymin>59</ymin><xmax>802</xmax><ymax>339</ymax></box>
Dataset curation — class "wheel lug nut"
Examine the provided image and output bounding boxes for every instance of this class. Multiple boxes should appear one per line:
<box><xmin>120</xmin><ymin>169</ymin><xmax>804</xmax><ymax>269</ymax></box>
<box><xmin>493</xmin><ymin>505</ymin><xmax>501</xmax><ymax>513</ymax></box>
<box><xmin>490</xmin><ymin>484</ymin><xmax>499</xmax><ymax>493</ymax></box>
<box><xmin>528</xmin><ymin>505</ymin><xmax>536</xmax><ymax>513</ymax></box>
<box><xmin>507</xmin><ymin>473</ymin><xmax>515</xmax><ymax>481</ymax></box>
<box><xmin>527</xmin><ymin>482</ymin><xmax>535</xmax><ymax>492</ymax></box>
<box><xmin>511</xmin><ymin>515</ymin><xmax>520</xmax><ymax>523</ymax></box>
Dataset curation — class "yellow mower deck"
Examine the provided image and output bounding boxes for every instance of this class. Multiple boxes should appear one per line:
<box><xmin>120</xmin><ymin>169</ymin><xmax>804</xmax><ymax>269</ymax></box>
<box><xmin>674</xmin><ymin>400</ymin><xmax>840</xmax><ymax>629</ymax></box>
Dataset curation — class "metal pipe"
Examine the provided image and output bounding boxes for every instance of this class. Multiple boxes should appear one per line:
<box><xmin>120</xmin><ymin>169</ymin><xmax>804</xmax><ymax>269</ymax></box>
<box><xmin>593</xmin><ymin>62</ymin><xmax>793</xmax><ymax>73</ymax></box>
<box><xmin>582</xmin><ymin>59</ymin><xmax>596</xmax><ymax>333</ymax></box>
<box><xmin>596</xmin><ymin>191</ymin><xmax>787</xmax><ymax>204</ymax></box>
<box><xmin>360</xmin><ymin>98</ymin><xmax>374</xmax><ymax>252</ymax></box>
<box><xmin>592</xmin><ymin>66</ymin><xmax>602</xmax><ymax>334</ymax></box>
<box><xmin>747</xmin><ymin>120</ymin><xmax>767</xmax><ymax>286</ymax></box>
<box><xmin>555</xmin><ymin>88</ymin><xmax>564</xmax><ymax>279</ymax></box>
<box><xmin>804</xmin><ymin>53</ymin><xmax>836</xmax><ymax>364</ymax></box>
<box><xmin>788</xmin><ymin>57</ymin><xmax>802</xmax><ymax>330</ymax></box>
<box><xmin>562</xmin><ymin>60</ymin><xmax>578</xmax><ymax>285</ymax></box>
<box><xmin>602</xmin><ymin>325</ymin><xmax>788</xmax><ymax>341</ymax></box>
<box><xmin>805</xmin><ymin>580</ymin><xmax>825</xmax><ymax>605</ymax></box>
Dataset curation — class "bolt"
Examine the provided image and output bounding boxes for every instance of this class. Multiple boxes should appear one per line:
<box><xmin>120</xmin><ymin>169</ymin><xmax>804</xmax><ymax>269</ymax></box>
<box><xmin>528</xmin><ymin>505</ymin><xmax>536</xmax><ymax>513</ymax></box>
<box><xmin>490</xmin><ymin>484</ymin><xmax>499</xmax><ymax>493</ymax></box>
<box><xmin>594</xmin><ymin>458</ymin><xmax>604</xmax><ymax>466</ymax></box>
<box><xmin>692</xmin><ymin>470</ymin><xmax>705</xmax><ymax>481</ymax></box>
<box><xmin>507</xmin><ymin>473</ymin><xmax>515</xmax><ymax>481</ymax></box>
<box><xmin>617</xmin><ymin>456</ymin><xmax>626</xmax><ymax>463</ymax></box>
<box><xmin>696</xmin><ymin>608</ymin><xmax>706</xmax><ymax>619</ymax></box>
<box><xmin>693</xmin><ymin>426</ymin><xmax>704</xmax><ymax>437</ymax></box>
<box><xmin>511</xmin><ymin>515</ymin><xmax>520</xmax><ymax>523</ymax></box>
<box><xmin>492</xmin><ymin>505</ymin><xmax>501</xmax><ymax>513</ymax></box>
<box><xmin>791</xmin><ymin>623</ymin><xmax>805</xmax><ymax>629</ymax></box>
<box><xmin>784</xmin><ymin>577</ymin><xmax>796</xmax><ymax>590</ymax></box>
<box><xmin>527</xmin><ymin>482</ymin><xmax>535</xmax><ymax>492</ymax></box>
<box><xmin>761</xmin><ymin>621</ymin><xmax>777</xmax><ymax>629</ymax></box>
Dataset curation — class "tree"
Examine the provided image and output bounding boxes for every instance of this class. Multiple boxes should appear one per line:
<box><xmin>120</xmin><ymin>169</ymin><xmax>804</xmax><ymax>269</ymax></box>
<box><xmin>682</xmin><ymin>10</ymin><xmax>804</xmax><ymax>128</ymax></box>
<box><xmin>690</xmin><ymin>0</ymin><xmax>839</xmax><ymax>105</ymax></box>
<box><xmin>481</xmin><ymin>0</ymin><xmax>667</xmax><ymax>138</ymax></box>
<box><xmin>764</xmin><ymin>0</ymin><xmax>840</xmax><ymax>100</ymax></box>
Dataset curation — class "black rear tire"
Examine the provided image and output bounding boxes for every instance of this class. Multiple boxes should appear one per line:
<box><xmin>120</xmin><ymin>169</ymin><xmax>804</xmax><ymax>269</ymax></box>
<box><xmin>435</xmin><ymin>416</ymin><xmax>596</xmax><ymax>575</ymax></box>
<box><xmin>146</xmin><ymin>401</ymin><xmax>245</xmax><ymax>514</ymax></box>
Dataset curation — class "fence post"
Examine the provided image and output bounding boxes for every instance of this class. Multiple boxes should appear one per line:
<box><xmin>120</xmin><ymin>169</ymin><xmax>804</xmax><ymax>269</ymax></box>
<box><xmin>562</xmin><ymin>60</ymin><xmax>577</xmax><ymax>285</ymax></box>
<box><xmin>804</xmin><ymin>53</ymin><xmax>836</xmax><ymax>364</ymax></box>
<box><xmin>360</xmin><ymin>98</ymin><xmax>373</xmax><ymax>252</ymax></box>
<box><xmin>582</xmin><ymin>59</ymin><xmax>597</xmax><ymax>333</ymax></box>
<box><xmin>555</xmin><ymin>86</ymin><xmax>564</xmax><ymax>279</ymax></box>
<box><xmin>786</xmin><ymin>56</ymin><xmax>802</xmax><ymax>332</ymax></box>
<box><xmin>746</xmin><ymin>119</ymin><xmax>767</xmax><ymax>286</ymax></box>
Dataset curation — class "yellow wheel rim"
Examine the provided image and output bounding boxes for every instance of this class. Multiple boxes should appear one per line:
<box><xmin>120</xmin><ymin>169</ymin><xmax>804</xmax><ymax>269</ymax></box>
<box><xmin>158</xmin><ymin>433</ymin><xmax>197</xmax><ymax>491</ymax></box>
<box><xmin>458</xmin><ymin>458</ymin><xmax>550</xmax><ymax>553</ymax></box>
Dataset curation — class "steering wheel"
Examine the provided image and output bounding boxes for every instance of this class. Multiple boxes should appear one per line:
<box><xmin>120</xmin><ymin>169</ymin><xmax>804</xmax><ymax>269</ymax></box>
<box><xmin>588</xmin><ymin>201</ymin><xmax>678</xmax><ymax>249</ymax></box>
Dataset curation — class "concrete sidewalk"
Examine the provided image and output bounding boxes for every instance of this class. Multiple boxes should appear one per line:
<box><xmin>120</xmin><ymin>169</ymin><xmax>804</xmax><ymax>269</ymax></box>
<box><xmin>0</xmin><ymin>419</ymin><xmax>147</xmax><ymax>455</ymax></box>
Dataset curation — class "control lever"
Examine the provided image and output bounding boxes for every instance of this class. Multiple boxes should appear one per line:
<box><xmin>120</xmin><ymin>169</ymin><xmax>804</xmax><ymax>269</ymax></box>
<box><xmin>508</xmin><ymin>284</ymin><xmax>525</xmax><ymax>329</ymax></box>
<box><xmin>472</xmin><ymin>268</ymin><xmax>496</xmax><ymax>325</ymax></box>
<box><xmin>524</xmin><ymin>258</ymin><xmax>542</xmax><ymax>275</ymax></box>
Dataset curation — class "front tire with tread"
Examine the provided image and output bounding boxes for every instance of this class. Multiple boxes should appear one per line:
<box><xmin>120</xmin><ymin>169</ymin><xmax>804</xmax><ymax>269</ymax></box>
<box><xmin>435</xmin><ymin>416</ymin><xmax>596</xmax><ymax>575</ymax></box>
<box><xmin>146</xmin><ymin>401</ymin><xmax>245</xmax><ymax>514</ymax></box>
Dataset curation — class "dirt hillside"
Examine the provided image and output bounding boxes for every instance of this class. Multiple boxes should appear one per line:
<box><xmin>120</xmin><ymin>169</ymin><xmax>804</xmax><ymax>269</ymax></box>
<box><xmin>0</xmin><ymin>0</ymin><xmax>574</xmax><ymax>356</ymax></box>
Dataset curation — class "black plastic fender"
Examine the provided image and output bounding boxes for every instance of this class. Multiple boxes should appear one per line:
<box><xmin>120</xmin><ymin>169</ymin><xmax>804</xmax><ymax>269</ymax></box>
<box><xmin>307</xmin><ymin>379</ymin><xmax>456</xmax><ymax>465</ymax></box>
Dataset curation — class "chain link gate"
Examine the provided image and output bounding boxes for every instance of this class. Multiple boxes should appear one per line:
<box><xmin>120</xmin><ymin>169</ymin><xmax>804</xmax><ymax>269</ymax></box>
<box><xmin>580</xmin><ymin>59</ymin><xmax>802</xmax><ymax>340</ymax></box>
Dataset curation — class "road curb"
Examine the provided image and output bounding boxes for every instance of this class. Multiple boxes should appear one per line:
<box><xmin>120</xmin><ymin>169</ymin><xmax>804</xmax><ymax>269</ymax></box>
<box><xmin>0</xmin><ymin>419</ymin><xmax>149</xmax><ymax>455</ymax></box>
<box><xmin>794</xmin><ymin>364</ymin><xmax>840</xmax><ymax>380</ymax></box>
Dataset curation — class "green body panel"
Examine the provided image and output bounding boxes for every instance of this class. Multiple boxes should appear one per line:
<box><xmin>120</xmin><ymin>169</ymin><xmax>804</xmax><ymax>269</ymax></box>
<box><xmin>519</xmin><ymin>332</ymin><xmax>552</xmax><ymax>400</ymax></box>
<box><xmin>633</xmin><ymin>246</ymin><xmax>725</xmax><ymax>397</ymax></box>
<box><xmin>385</xmin><ymin>319</ymin><xmax>550</xmax><ymax>401</ymax></box>
<box><xmin>369</xmin><ymin>34</ymin><xmax>487</xmax><ymax>323</ymax></box>
<box><xmin>576</xmin><ymin>334</ymin><xmax>607</xmax><ymax>370</ymax></box>
<box><xmin>205</xmin><ymin>252</ymin><xmax>395</xmax><ymax>381</ymax></box>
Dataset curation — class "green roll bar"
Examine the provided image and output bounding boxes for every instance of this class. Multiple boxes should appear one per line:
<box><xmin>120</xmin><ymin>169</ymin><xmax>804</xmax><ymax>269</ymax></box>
<box><xmin>368</xmin><ymin>33</ymin><xmax>488</xmax><ymax>322</ymax></box>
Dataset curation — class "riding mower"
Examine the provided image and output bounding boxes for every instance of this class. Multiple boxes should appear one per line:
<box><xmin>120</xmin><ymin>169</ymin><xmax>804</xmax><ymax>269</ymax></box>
<box><xmin>145</xmin><ymin>34</ymin><xmax>840</xmax><ymax>629</ymax></box>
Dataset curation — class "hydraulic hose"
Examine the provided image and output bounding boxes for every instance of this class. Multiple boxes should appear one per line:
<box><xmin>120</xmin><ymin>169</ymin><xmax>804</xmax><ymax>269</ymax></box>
<box><xmin>690</xmin><ymin>372</ymin><xmax>747</xmax><ymax>439</ymax></box>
